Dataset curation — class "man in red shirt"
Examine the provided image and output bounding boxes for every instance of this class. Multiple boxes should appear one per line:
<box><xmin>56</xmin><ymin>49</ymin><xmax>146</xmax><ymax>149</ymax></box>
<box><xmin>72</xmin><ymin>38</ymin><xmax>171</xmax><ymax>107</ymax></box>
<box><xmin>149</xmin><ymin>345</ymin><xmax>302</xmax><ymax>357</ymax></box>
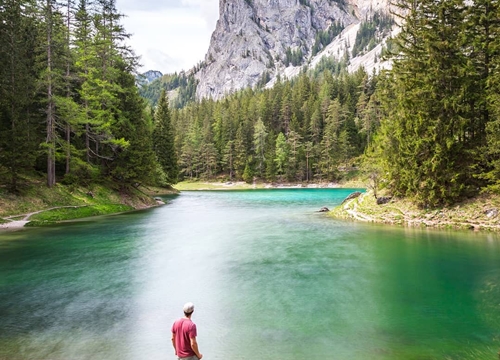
<box><xmin>171</xmin><ymin>302</ymin><xmax>203</xmax><ymax>360</ymax></box>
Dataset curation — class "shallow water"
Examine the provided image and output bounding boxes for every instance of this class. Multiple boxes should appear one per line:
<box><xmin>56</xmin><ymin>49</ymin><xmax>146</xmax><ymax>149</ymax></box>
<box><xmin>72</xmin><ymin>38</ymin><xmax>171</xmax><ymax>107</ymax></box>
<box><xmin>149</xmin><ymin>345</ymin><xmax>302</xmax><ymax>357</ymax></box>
<box><xmin>0</xmin><ymin>189</ymin><xmax>499</xmax><ymax>359</ymax></box>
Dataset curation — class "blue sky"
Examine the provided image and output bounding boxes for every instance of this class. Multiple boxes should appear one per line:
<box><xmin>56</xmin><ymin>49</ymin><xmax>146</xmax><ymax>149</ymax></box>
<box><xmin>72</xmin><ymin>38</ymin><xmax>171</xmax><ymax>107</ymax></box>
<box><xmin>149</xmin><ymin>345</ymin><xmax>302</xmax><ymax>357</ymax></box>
<box><xmin>118</xmin><ymin>0</ymin><xmax>219</xmax><ymax>74</ymax></box>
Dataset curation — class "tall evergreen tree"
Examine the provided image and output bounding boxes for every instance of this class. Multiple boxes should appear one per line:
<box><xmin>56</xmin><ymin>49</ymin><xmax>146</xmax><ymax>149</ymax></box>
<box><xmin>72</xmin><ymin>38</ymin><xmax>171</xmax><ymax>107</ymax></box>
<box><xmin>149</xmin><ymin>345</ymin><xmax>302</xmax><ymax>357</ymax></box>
<box><xmin>253</xmin><ymin>118</ymin><xmax>267</xmax><ymax>177</ymax></box>
<box><xmin>0</xmin><ymin>0</ymin><xmax>41</xmax><ymax>191</ymax></box>
<box><xmin>274</xmin><ymin>132</ymin><xmax>289</xmax><ymax>180</ymax></box>
<box><xmin>109</xmin><ymin>59</ymin><xmax>157</xmax><ymax>186</ymax></box>
<box><xmin>376</xmin><ymin>0</ymin><xmax>486</xmax><ymax>206</ymax></box>
<box><xmin>154</xmin><ymin>90</ymin><xmax>178</xmax><ymax>184</ymax></box>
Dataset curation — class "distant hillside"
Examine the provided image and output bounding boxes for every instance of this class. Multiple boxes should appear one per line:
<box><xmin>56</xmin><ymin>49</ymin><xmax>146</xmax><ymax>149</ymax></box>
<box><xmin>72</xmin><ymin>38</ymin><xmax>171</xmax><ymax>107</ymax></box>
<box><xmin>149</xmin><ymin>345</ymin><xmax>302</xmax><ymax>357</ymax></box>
<box><xmin>136</xmin><ymin>70</ymin><xmax>163</xmax><ymax>87</ymax></box>
<box><xmin>138</xmin><ymin>71</ymin><xmax>198</xmax><ymax>108</ymax></box>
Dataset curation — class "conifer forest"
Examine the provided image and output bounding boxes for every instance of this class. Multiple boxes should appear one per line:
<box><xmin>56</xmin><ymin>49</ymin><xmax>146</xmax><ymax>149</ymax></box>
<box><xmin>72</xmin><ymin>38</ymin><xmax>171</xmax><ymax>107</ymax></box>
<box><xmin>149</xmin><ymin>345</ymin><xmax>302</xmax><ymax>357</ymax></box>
<box><xmin>1</xmin><ymin>0</ymin><xmax>500</xmax><ymax>208</ymax></box>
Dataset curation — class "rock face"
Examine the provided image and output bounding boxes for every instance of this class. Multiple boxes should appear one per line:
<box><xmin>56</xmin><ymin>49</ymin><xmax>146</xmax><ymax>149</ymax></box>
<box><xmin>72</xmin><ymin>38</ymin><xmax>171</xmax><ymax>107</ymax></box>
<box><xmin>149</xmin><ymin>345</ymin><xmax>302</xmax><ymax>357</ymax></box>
<box><xmin>195</xmin><ymin>0</ymin><xmax>394</xmax><ymax>100</ymax></box>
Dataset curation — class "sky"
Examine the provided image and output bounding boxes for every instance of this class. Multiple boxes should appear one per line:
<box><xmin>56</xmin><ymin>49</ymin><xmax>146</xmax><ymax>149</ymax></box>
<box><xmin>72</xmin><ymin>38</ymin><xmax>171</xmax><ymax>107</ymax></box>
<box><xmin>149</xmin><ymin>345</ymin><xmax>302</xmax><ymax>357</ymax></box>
<box><xmin>117</xmin><ymin>0</ymin><xmax>219</xmax><ymax>74</ymax></box>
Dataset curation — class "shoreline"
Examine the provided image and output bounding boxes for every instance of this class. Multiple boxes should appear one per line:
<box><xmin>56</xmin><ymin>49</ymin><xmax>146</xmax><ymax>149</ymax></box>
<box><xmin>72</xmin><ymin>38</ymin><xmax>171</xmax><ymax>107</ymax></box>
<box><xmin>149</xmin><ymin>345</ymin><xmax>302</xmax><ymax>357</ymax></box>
<box><xmin>7</xmin><ymin>183</ymin><xmax>497</xmax><ymax>233</ymax></box>
<box><xmin>0</xmin><ymin>185</ymin><xmax>177</xmax><ymax>232</ymax></box>
<box><xmin>0</xmin><ymin>182</ymin><xmax>361</xmax><ymax>231</ymax></box>
<box><xmin>0</xmin><ymin>202</ymin><xmax>165</xmax><ymax>232</ymax></box>
<box><xmin>173</xmin><ymin>180</ymin><xmax>365</xmax><ymax>191</ymax></box>
<box><xmin>329</xmin><ymin>191</ymin><xmax>500</xmax><ymax>232</ymax></box>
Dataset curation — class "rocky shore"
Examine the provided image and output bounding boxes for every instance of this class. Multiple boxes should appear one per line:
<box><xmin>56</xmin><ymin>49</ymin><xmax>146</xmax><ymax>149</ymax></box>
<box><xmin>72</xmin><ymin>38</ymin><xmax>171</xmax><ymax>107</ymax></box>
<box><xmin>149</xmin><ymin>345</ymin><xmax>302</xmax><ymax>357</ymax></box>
<box><xmin>330</xmin><ymin>191</ymin><xmax>500</xmax><ymax>232</ymax></box>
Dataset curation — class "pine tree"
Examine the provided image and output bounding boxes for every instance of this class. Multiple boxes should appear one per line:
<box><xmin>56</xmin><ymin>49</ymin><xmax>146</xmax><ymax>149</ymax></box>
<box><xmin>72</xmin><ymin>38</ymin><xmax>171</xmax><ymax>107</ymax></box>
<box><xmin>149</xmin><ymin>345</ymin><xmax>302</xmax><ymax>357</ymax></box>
<box><xmin>287</xmin><ymin>128</ymin><xmax>303</xmax><ymax>181</ymax></box>
<box><xmin>481</xmin><ymin>0</ymin><xmax>500</xmax><ymax>190</ymax></box>
<box><xmin>222</xmin><ymin>140</ymin><xmax>235</xmax><ymax>180</ymax></box>
<box><xmin>40</xmin><ymin>0</ymin><xmax>59</xmax><ymax>187</ymax></box>
<box><xmin>62</xmin><ymin>0</ymin><xmax>77</xmax><ymax>175</ymax></box>
<box><xmin>376</xmin><ymin>0</ymin><xmax>482</xmax><ymax>206</ymax></box>
<box><xmin>233</xmin><ymin>124</ymin><xmax>247</xmax><ymax>179</ymax></box>
<box><xmin>253</xmin><ymin>118</ymin><xmax>267</xmax><ymax>177</ymax></box>
<box><xmin>180</xmin><ymin>120</ymin><xmax>202</xmax><ymax>179</ymax></box>
<box><xmin>154</xmin><ymin>90</ymin><xmax>178</xmax><ymax>184</ymax></box>
<box><xmin>265</xmin><ymin>130</ymin><xmax>277</xmax><ymax>181</ymax></box>
<box><xmin>74</xmin><ymin>0</ymin><xmax>93</xmax><ymax>164</ymax></box>
<box><xmin>274</xmin><ymin>132</ymin><xmax>289</xmax><ymax>180</ymax></box>
<box><xmin>304</xmin><ymin>141</ymin><xmax>314</xmax><ymax>182</ymax></box>
<box><xmin>0</xmin><ymin>0</ymin><xmax>41</xmax><ymax>191</ymax></box>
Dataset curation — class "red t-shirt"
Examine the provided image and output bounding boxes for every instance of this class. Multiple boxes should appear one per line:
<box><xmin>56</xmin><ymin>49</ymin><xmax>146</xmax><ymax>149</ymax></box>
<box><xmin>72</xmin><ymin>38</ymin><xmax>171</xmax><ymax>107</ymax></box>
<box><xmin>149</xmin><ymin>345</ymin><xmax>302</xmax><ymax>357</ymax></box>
<box><xmin>171</xmin><ymin>318</ymin><xmax>197</xmax><ymax>358</ymax></box>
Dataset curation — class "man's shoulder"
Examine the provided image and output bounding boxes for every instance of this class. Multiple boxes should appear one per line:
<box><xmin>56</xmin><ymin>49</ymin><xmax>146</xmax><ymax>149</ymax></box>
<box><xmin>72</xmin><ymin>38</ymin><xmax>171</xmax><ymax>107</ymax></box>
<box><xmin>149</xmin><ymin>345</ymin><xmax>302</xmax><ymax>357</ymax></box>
<box><xmin>173</xmin><ymin>318</ymin><xmax>195</xmax><ymax>328</ymax></box>
<box><xmin>172</xmin><ymin>318</ymin><xmax>184</xmax><ymax>330</ymax></box>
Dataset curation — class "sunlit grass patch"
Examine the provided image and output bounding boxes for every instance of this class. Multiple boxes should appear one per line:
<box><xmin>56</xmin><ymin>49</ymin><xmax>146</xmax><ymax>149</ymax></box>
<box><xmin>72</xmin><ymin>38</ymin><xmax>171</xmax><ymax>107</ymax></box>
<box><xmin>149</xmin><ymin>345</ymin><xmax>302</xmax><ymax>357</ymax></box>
<box><xmin>27</xmin><ymin>204</ymin><xmax>132</xmax><ymax>226</ymax></box>
<box><xmin>174</xmin><ymin>181</ymin><xmax>263</xmax><ymax>191</ymax></box>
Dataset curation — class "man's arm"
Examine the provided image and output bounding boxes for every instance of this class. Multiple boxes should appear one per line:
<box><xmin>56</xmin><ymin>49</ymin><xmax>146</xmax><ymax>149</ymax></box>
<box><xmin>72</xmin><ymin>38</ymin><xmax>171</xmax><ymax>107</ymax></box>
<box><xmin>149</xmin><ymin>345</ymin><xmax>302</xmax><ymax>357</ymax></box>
<box><xmin>171</xmin><ymin>332</ymin><xmax>177</xmax><ymax>355</ymax></box>
<box><xmin>190</xmin><ymin>337</ymin><xmax>203</xmax><ymax>359</ymax></box>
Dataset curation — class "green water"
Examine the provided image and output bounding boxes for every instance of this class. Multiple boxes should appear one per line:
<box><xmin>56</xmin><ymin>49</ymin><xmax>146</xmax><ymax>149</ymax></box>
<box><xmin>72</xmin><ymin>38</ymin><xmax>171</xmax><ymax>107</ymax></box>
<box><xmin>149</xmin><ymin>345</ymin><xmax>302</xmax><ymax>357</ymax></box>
<box><xmin>0</xmin><ymin>189</ymin><xmax>499</xmax><ymax>360</ymax></box>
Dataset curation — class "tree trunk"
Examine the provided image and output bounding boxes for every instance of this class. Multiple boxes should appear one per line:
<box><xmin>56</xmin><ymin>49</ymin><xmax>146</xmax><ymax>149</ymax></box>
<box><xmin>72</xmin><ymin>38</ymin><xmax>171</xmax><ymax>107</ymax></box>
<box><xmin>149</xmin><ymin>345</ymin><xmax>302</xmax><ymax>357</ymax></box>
<box><xmin>65</xmin><ymin>0</ymin><xmax>72</xmax><ymax>175</ymax></box>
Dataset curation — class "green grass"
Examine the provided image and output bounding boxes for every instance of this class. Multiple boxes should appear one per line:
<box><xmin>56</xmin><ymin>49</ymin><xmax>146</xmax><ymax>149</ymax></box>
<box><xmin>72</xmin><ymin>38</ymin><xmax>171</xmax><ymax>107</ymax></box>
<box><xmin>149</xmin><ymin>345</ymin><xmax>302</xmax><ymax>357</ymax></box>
<box><xmin>174</xmin><ymin>181</ymin><xmax>262</xmax><ymax>191</ymax></box>
<box><xmin>174</xmin><ymin>179</ymin><xmax>368</xmax><ymax>191</ymax></box>
<box><xmin>26</xmin><ymin>204</ymin><xmax>133</xmax><ymax>226</ymax></box>
<box><xmin>330</xmin><ymin>190</ymin><xmax>500</xmax><ymax>231</ymax></box>
<box><xmin>0</xmin><ymin>173</ymin><xmax>158</xmax><ymax>218</ymax></box>
<box><xmin>8</xmin><ymin>216</ymin><xmax>25</xmax><ymax>221</ymax></box>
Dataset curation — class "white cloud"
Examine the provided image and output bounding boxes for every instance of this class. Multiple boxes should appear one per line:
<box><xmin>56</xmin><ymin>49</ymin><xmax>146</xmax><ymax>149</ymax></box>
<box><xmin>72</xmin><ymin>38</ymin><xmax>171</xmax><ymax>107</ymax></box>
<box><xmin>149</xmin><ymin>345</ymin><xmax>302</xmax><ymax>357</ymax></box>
<box><xmin>118</xmin><ymin>0</ymin><xmax>219</xmax><ymax>73</ymax></box>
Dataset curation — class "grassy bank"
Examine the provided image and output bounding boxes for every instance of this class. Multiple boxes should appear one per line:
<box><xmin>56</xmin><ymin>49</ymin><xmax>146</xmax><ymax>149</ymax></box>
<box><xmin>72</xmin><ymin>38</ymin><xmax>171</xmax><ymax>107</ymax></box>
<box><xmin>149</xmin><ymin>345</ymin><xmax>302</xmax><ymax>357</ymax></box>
<box><xmin>174</xmin><ymin>181</ymin><xmax>263</xmax><ymax>191</ymax></box>
<box><xmin>0</xmin><ymin>177</ymin><xmax>172</xmax><ymax>227</ymax></box>
<box><xmin>330</xmin><ymin>191</ymin><xmax>500</xmax><ymax>231</ymax></box>
<box><xmin>26</xmin><ymin>204</ymin><xmax>133</xmax><ymax>227</ymax></box>
<box><xmin>173</xmin><ymin>178</ymin><xmax>366</xmax><ymax>191</ymax></box>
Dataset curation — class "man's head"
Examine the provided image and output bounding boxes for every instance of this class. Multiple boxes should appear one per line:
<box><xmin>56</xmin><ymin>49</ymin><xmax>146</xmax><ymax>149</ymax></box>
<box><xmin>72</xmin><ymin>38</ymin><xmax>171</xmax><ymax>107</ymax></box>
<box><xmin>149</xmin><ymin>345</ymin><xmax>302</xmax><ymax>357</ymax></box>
<box><xmin>183</xmin><ymin>302</ymin><xmax>195</xmax><ymax>317</ymax></box>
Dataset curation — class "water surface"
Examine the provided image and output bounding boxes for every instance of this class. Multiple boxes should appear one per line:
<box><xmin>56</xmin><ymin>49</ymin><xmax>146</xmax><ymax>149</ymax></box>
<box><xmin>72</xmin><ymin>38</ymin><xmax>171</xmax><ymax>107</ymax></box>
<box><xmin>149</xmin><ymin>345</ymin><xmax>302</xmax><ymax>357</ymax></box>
<box><xmin>0</xmin><ymin>189</ymin><xmax>499</xmax><ymax>359</ymax></box>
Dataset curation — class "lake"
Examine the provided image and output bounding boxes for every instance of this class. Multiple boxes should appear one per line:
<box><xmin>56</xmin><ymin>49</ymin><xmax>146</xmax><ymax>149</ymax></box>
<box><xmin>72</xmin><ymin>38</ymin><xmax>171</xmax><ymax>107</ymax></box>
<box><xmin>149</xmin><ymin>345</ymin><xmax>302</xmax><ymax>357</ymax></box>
<box><xmin>0</xmin><ymin>189</ymin><xmax>499</xmax><ymax>359</ymax></box>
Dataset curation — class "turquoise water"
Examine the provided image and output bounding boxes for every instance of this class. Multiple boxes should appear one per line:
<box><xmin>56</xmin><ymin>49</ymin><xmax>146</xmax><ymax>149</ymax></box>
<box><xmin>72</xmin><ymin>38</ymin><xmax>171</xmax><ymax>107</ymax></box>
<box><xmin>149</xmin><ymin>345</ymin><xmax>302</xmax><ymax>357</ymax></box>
<box><xmin>0</xmin><ymin>189</ymin><xmax>499</xmax><ymax>359</ymax></box>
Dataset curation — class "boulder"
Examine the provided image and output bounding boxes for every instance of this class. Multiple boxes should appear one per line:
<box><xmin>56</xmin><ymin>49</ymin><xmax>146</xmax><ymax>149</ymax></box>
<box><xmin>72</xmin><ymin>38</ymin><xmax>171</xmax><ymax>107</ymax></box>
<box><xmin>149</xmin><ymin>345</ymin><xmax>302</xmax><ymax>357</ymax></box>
<box><xmin>318</xmin><ymin>207</ymin><xmax>330</xmax><ymax>212</ymax></box>
<box><xmin>376</xmin><ymin>196</ymin><xmax>392</xmax><ymax>205</ymax></box>
<box><xmin>341</xmin><ymin>191</ymin><xmax>362</xmax><ymax>204</ymax></box>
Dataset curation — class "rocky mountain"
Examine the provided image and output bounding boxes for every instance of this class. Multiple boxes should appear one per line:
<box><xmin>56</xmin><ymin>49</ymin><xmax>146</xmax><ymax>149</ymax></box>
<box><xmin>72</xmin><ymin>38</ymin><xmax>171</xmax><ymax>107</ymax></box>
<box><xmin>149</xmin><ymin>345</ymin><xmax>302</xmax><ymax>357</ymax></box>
<box><xmin>137</xmin><ymin>70</ymin><xmax>163</xmax><ymax>86</ymax></box>
<box><xmin>194</xmin><ymin>0</ymin><xmax>397</xmax><ymax>100</ymax></box>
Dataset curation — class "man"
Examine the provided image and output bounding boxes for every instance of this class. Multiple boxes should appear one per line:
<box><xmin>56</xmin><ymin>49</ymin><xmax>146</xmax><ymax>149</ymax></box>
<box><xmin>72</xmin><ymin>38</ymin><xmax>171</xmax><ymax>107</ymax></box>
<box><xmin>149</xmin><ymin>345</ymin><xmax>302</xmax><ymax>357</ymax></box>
<box><xmin>171</xmin><ymin>302</ymin><xmax>203</xmax><ymax>360</ymax></box>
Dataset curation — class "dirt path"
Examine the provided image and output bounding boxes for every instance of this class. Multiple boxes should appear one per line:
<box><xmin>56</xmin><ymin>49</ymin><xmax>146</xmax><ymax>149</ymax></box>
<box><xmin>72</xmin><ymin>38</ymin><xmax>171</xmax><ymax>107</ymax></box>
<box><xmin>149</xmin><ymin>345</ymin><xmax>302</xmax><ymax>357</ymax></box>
<box><xmin>0</xmin><ymin>206</ymin><xmax>86</xmax><ymax>230</ymax></box>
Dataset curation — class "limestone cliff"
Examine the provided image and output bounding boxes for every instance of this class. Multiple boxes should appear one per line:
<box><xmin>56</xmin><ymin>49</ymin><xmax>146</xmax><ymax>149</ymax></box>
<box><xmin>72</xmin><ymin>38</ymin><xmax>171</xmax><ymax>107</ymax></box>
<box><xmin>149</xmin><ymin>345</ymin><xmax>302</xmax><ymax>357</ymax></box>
<box><xmin>194</xmin><ymin>0</ymin><xmax>395</xmax><ymax>100</ymax></box>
